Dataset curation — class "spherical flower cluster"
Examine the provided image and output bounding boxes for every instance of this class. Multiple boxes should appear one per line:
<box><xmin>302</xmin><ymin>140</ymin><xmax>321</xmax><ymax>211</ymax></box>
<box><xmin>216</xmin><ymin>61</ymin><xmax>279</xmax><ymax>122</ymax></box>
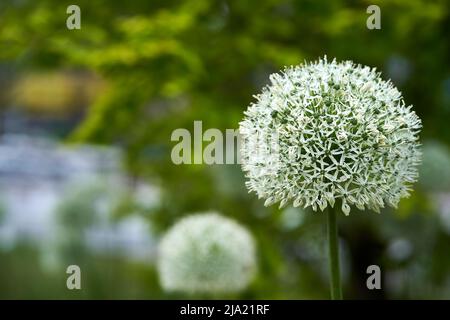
<box><xmin>240</xmin><ymin>57</ymin><xmax>422</xmax><ymax>215</ymax></box>
<box><xmin>157</xmin><ymin>213</ymin><xmax>256</xmax><ymax>294</ymax></box>
<box><xmin>419</xmin><ymin>141</ymin><xmax>450</xmax><ymax>192</ymax></box>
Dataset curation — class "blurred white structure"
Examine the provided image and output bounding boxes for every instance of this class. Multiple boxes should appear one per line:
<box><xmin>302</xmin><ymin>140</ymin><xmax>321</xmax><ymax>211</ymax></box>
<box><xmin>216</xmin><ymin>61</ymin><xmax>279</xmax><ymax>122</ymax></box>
<box><xmin>0</xmin><ymin>134</ymin><xmax>158</xmax><ymax>262</ymax></box>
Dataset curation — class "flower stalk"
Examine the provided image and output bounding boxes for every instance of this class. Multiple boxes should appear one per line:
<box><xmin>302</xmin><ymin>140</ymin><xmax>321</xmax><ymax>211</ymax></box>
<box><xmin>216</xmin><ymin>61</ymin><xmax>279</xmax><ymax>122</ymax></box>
<box><xmin>327</xmin><ymin>205</ymin><xmax>342</xmax><ymax>300</ymax></box>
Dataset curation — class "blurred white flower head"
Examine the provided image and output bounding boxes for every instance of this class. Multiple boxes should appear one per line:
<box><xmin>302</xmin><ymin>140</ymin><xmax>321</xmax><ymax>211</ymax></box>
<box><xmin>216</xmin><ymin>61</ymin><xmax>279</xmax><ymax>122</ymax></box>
<box><xmin>240</xmin><ymin>57</ymin><xmax>422</xmax><ymax>215</ymax></box>
<box><xmin>157</xmin><ymin>212</ymin><xmax>256</xmax><ymax>294</ymax></box>
<box><xmin>419</xmin><ymin>141</ymin><xmax>450</xmax><ymax>192</ymax></box>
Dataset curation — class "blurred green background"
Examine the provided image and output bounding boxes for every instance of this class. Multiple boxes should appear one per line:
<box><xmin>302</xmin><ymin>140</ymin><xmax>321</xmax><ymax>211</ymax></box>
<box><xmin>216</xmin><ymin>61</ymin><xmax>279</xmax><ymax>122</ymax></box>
<box><xmin>0</xmin><ymin>0</ymin><xmax>449</xmax><ymax>299</ymax></box>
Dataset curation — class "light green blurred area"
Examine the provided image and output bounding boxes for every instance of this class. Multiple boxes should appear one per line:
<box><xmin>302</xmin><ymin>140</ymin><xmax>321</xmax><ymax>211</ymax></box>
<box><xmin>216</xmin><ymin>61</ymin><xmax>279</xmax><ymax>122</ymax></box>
<box><xmin>0</xmin><ymin>0</ymin><xmax>449</xmax><ymax>299</ymax></box>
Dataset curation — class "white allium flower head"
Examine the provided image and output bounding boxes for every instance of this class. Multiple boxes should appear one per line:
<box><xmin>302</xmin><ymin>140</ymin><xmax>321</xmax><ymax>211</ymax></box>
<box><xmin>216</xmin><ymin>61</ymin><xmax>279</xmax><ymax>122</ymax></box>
<box><xmin>240</xmin><ymin>57</ymin><xmax>422</xmax><ymax>215</ymax></box>
<box><xmin>157</xmin><ymin>212</ymin><xmax>256</xmax><ymax>294</ymax></box>
<box><xmin>419</xmin><ymin>141</ymin><xmax>450</xmax><ymax>192</ymax></box>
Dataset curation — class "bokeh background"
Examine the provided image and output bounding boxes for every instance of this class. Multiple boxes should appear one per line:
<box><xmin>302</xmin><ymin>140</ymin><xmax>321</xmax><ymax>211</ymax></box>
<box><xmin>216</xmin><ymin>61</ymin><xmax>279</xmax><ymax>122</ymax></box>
<box><xmin>0</xmin><ymin>0</ymin><xmax>449</xmax><ymax>299</ymax></box>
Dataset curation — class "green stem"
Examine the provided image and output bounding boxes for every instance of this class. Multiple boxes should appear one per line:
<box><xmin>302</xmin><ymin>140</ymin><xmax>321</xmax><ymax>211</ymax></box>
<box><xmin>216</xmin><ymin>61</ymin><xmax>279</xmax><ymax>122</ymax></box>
<box><xmin>327</xmin><ymin>205</ymin><xmax>343</xmax><ymax>300</ymax></box>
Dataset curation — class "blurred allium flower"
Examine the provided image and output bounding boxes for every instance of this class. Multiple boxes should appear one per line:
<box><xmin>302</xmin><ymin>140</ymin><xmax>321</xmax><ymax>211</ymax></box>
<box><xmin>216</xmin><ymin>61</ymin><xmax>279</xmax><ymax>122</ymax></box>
<box><xmin>157</xmin><ymin>213</ymin><xmax>256</xmax><ymax>294</ymax></box>
<box><xmin>419</xmin><ymin>141</ymin><xmax>450</xmax><ymax>192</ymax></box>
<box><xmin>240</xmin><ymin>57</ymin><xmax>421</xmax><ymax>215</ymax></box>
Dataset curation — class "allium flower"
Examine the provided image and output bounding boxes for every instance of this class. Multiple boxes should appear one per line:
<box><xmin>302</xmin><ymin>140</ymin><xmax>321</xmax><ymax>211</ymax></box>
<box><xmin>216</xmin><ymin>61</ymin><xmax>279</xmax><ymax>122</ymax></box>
<box><xmin>157</xmin><ymin>213</ymin><xmax>256</xmax><ymax>294</ymax></box>
<box><xmin>240</xmin><ymin>57</ymin><xmax>421</xmax><ymax>215</ymax></box>
<box><xmin>419</xmin><ymin>141</ymin><xmax>450</xmax><ymax>192</ymax></box>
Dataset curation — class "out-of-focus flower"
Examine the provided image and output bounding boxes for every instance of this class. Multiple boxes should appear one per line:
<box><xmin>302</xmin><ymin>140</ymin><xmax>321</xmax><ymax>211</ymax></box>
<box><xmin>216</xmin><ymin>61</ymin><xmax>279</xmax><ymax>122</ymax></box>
<box><xmin>418</xmin><ymin>141</ymin><xmax>450</xmax><ymax>192</ymax></box>
<box><xmin>240</xmin><ymin>57</ymin><xmax>422</xmax><ymax>215</ymax></box>
<box><xmin>387</xmin><ymin>238</ymin><xmax>413</xmax><ymax>262</ymax></box>
<box><xmin>157</xmin><ymin>213</ymin><xmax>256</xmax><ymax>294</ymax></box>
<box><xmin>278</xmin><ymin>207</ymin><xmax>304</xmax><ymax>231</ymax></box>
